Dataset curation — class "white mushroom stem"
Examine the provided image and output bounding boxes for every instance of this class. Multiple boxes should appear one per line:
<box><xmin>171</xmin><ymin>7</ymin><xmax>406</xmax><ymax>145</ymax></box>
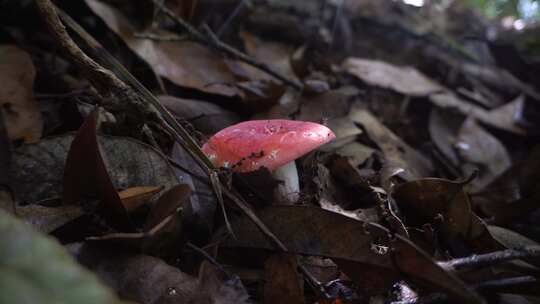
<box><xmin>272</xmin><ymin>161</ymin><xmax>300</xmax><ymax>205</ymax></box>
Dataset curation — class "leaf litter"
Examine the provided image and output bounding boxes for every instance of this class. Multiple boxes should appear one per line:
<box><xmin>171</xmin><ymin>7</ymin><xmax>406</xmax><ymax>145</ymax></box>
<box><xmin>3</xmin><ymin>1</ymin><xmax>540</xmax><ymax>303</ymax></box>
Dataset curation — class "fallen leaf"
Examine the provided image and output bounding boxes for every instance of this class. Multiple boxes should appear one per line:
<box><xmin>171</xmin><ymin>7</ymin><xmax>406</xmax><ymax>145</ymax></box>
<box><xmin>74</xmin><ymin>245</ymin><xmax>251</xmax><ymax>304</ymax></box>
<box><xmin>349</xmin><ymin>106</ymin><xmax>433</xmax><ymax>185</ymax></box>
<box><xmin>0</xmin><ymin>45</ymin><xmax>43</xmax><ymax>142</ymax></box>
<box><xmin>239</xmin><ymin>31</ymin><xmax>297</xmax><ymax>82</ymax></box>
<box><xmin>320</xmin><ymin>117</ymin><xmax>363</xmax><ymax>152</ymax></box>
<box><xmin>472</xmin><ymin>145</ymin><xmax>540</xmax><ymax>225</ymax></box>
<box><xmin>86</xmin><ymin>0</ymin><xmax>238</xmax><ymax>96</ymax></box>
<box><xmin>429</xmin><ymin>93</ymin><xmax>526</xmax><ymax>134</ymax></box>
<box><xmin>16</xmin><ymin>204</ymin><xmax>83</xmax><ymax>233</ymax></box>
<box><xmin>159</xmin><ymin>95</ymin><xmax>242</xmax><ymax>135</ymax></box>
<box><xmin>487</xmin><ymin>225</ymin><xmax>540</xmax><ymax>268</ymax></box>
<box><xmin>171</xmin><ymin>142</ymin><xmax>217</xmax><ymax>243</ymax></box>
<box><xmin>86</xmin><ymin>183</ymin><xmax>191</xmax><ymax>257</ymax></box>
<box><xmin>297</xmin><ymin>87</ymin><xmax>359</xmax><ymax>123</ymax></box>
<box><xmin>455</xmin><ymin>117</ymin><xmax>511</xmax><ymax>190</ymax></box>
<box><xmin>428</xmin><ymin>107</ymin><xmax>463</xmax><ymax>167</ymax></box>
<box><xmin>488</xmin><ymin>226</ymin><xmax>540</xmax><ymax>249</ymax></box>
<box><xmin>119</xmin><ymin>185</ymin><xmax>163</xmax><ymax>212</ymax></box>
<box><xmin>342</xmin><ymin>57</ymin><xmax>443</xmax><ymax>97</ymax></box>
<box><xmin>143</xmin><ymin>183</ymin><xmax>191</xmax><ymax>230</ymax></box>
<box><xmin>392</xmin><ymin>177</ymin><xmax>500</xmax><ymax>255</ymax></box>
<box><xmin>264</xmin><ymin>253</ymin><xmax>305</xmax><ymax>304</ymax></box>
<box><xmin>63</xmin><ymin>110</ymin><xmax>133</xmax><ymax>231</ymax></box>
<box><xmin>12</xmin><ymin>134</ymin><xmax>73</xmax><ymax>204</ymax></box>
<box><xmin>333</xmin><ymin>142</ymin><xmax>375</xmax><ymax>168</ymax></box>
<box><xmin>12</xmin><ymin>131</ymin><xmax>177</xmax><ymax>207</ymax></box>
<box><xmin>220</xmin><ymin>206</ymin><xmax>483</xmax><ymax>303</ymax></box>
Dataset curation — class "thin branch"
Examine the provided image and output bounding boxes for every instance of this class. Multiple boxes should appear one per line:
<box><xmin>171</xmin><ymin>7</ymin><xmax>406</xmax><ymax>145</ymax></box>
<box><xmin>437</xmin><ymin>246</ymin><xmax>540</xmax><ymax>272</ymax></box>
<box><xmin>133</xmin><ymin>32</ymin><xmax>189</xmax><ymax>42</ymax></box>
<box><xmin>35</xmin><ymin>0</ymin><xmax>127</xmax><ymax>94</ymax></box>
<box><xmin>150</xmin><ymin>0</ymin><xmax>304</xmax><ymax>91</ymax></box>
<box><xmin>186</xmin><ymin>242</ymin><xmax>227</xmax><ymax>275</ymax></box>
<box><xmin>391</xmin><ymin>275</ymin><xmax>537</xmax><ymax>304</ymax></box>
<box><xmin>473</xmin><ymin>275</ymin><xmax>536</xmax><ymax>291</ymax></box>
<box><xmin>390</xmin><ymin>293</ymin><xmax>447</xmax><ymax>304</ymax></box>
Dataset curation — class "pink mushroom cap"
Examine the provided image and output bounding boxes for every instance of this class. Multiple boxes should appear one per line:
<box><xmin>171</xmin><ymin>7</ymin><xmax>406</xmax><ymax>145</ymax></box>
<box><xmin>201</xmin><ymin>119</ymin><xmax>335</xmax><ymax>172</ymax></box>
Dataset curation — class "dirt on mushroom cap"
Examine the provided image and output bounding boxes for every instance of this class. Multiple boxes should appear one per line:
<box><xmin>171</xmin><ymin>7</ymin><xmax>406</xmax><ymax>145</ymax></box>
<box><xmin>202</xmin><ymin>120</ymin><xmax>336</xmax><ymax>172</ymax></box>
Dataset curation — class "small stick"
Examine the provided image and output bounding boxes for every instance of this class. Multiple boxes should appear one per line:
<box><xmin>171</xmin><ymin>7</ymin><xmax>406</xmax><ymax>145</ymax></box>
<box><xmin>391</xmin><ymin>293</ymin><xmax>447</xmax><ymax>304</ymax></box>
<box><xmin>437</xmin><ymin>246</ymin><xmax>540</xmax><ymax>272</ymax></box>
<box><xmin>186</xmin><ymin>242</ymin><xmax>227</xmax><ymax>275</ymax></box>
<box><xmin>473</xmin><ymin>275</ymin><xmax>536</xmax><ymax>291</ymax></box>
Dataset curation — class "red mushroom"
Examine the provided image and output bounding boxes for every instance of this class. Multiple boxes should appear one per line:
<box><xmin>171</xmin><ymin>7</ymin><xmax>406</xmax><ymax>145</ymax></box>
<box><xmin>202</xmin><ymin>119</ymin><xmax>335</xmax><ymax>203</ymax></box>
<box><xmin>202</xmin><ymin>119</ymin><xmax>335</xmax><ymax>171</ymax></box>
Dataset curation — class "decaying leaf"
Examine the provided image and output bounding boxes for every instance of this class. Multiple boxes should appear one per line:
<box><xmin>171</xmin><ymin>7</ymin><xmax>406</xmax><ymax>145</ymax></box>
<box><xmin>429</xmin><ymin>93</ymin><xmax>526</xmax><ymax>134</ymax></box>
<box><xmin>428</xmin><ymin>107</ymin><xmax>463</xmax><ymax>167</ymax></box>
<box><xmin>119</xmin><ymin>186</ymin><xmax>163</xmax><ymax>212</ymax></box>
<box><xmin>86</xmin><ymin>0</ymin><xmax>238</xmax><ymax>96</ymax></box>
<box><xmin>392</xmin><ymin>177</ymin><xmax>500</xmax><ymax>255</ymax></box>
<box><xmin>320</xmin><ymin>116</ymin><xmax>363</xmax><ymax>151</ymax></box>
<box><xmin>239</xmin><ymin>31</ymin><xmax>297</xmax><ymax>82</ymax></box>
<box><xmin>472</xmin><ymin>145</ymin><xmax>540</xmax><ymax>225</ymax></box>
<box><xmin>297</xmin><ymin>87</ymin><xmax>359</xmax><ymax>123</ymax></box>
<box><xmin>333</xmin><ymin>142</ymin><xmax>375</xmax><ymax>168</ymax></box>
<box><xmin>74</xmin><ymin>245</ymin><xmax>251</xmax><ymax>304</ymax></box>
<box><xmin>221</xmin><ymin>206</ymin><xmax>483</xmax><ymax>303</ymax></box>
<box><xmin>63</xmin><ymin>110</ymin><xmax>135</xmax><ymax>231</ymax></box>
<box><xmin>159</xmin><ymin>95</ymin><xmax>242</xmax><ymax>135</ymax></box>
<box><xmin>264</xmin><ymin>253</ymin><xmax>305</xmax><ymax>304</ymax></box>
<box><xmin>170</xmin><ymin>142</ymin><xmax>217</xmax><ymax>243</ymax></box>
<box><xmin>455</xmin><ymin>117</ymin><xmax>511</xmax><ymax>189</ymax></box>
<box><xmin>349</xmin><ymin>106</ymin><xmax>433</xmax><ymax>185</ymax></box>
<box><xmin>143</xmin><ymin>183</ymin><xmax>191</xmax><ymax>230</ymax></box>
<box><xmin>12</xmin><ymin>123</ymin><xmax>177</xmax><ymax>207</ymax></box>
<box><xmin>0</xmin><ymin>45</ymin><xmax>43</xmax><ymax>142</ymax></box>
<box><xmin>85</xmin><ymin>183</ymin><xmax>191</xmax><ymax>256</ymax></box>
<box><xmin>16</xmin><ymin>204</ymin><xmax>83</xmax><ymax>233</ymax></box>
<box><xmin>12</xmin><ymin>134</ymin><xmax>73</xmax><ymax>204</ymax></box>
<box><xmin>342</xmin><ymin>57</ymin><xmax>443</xmax><ymax>97</ymax></box>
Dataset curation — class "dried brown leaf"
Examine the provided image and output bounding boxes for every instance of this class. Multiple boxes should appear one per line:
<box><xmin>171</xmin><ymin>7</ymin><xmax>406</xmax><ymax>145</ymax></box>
<box><xmin>119</xmin><ymin>186</ymin><xmax>163</xmax><ymax>212</ymax></box>
<box><xmin>86</xmin><ymin>0</ymin><xmax>238</xmax><ymax>96</ymax></box>
<box><xmin>349</xmin><ymin>107</ymin><xmax>433</xmax><ymax>186</ymax></box>
<box><xmin>264</xmin><ymin>253</ymin><xmax>305</xmax><ymax>304</ymax></box>
<box><xmin>159</xmin><ymin>95</ymin><xmax>242</xmax><ymax>134</ymax></box>
<box><xmin>343</xmin><ymin>57</ymin><xmax>443</xmax><ymax>97</ymax></box>
<box><xmin>221</xmin><ymin>206</ymin><xmax>483</xmax><ymax>303</ymax></box>
<box><xmin>75</xmin><ymin>245</ymin><xmax>251</xmax><ymax>304</ymax></box>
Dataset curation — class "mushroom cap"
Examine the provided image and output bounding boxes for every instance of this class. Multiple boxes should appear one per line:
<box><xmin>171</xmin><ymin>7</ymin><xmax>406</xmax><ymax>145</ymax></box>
<box><xmin>202</xmin><ymin>119</ymin><xmax>335</xmax><ymax>172</ymax></box>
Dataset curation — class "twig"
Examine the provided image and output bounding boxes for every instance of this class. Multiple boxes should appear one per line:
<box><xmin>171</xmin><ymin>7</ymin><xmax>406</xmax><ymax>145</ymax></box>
<box><xmin>473</xmin><ymin>275</ymin><xmax>536</xmax><ymax>292</ymax></box>
<box><xmin>150</xmin><ymin>0</ymin><xmax>304</xmax><ymax>91</ymax></box>
<box><xmin>133</xmin><ymin>32</ymin><xmax>189</xmax><ymax>42</ymax></box>
<box><xmin>437</xmin><ymin>246</ymin><xmax>540</xmax><ymax>272</ymax></box>
<box><xmin>390</xmin><ymin>276</ymin><xmax>537</xmax><ymax>303</ymax></box>
<box><xmin>35</xmin><ymin>0</ymin><xmax>127</xmax><ymax>94</ymax></box>
<box><xmin>186</xmin><ymin>242</ymin><xmax>227</xmax><ymax>275</ymax></box>
<box><xmin>390</xmin><ymin>293</ymin><xmax>447</xmax><ymax>304</ymax></box>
